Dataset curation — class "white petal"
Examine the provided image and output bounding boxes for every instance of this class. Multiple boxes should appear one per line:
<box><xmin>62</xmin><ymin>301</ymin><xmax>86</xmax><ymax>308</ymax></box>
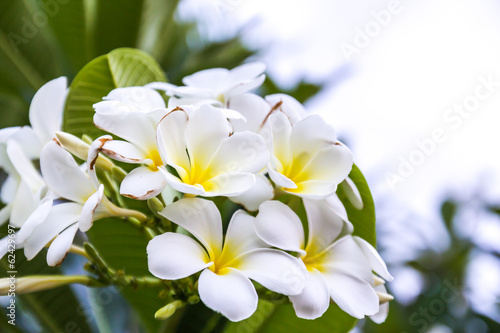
<box><xmin>100</xmin><ymin>140</ymin><xmax>150</xmax><ymax>165</ymax></box>
<box><xmin>17</xmin><ymin>197</ymin><xmax>53</xmax><ymax>243</ymax></box>
<box><xmin>147</xmin><ymin>232</ymin><xmax>211</xmax><ymax>280</ymax></box>
<box><xmin>303</xmin><ymin>199</ymin><xmax>344</xmax><ymax>256</ymax></box>
<box><xmin>325</xmin><ymin>194</ymin><xmax>352</xmax><ymax>230</ymax></box>
<box><xmin>290</xmin><ymin>115</ymin><xmax>338</xmax><ymax>158</ymax></box>
<box><xmin>1</xmin><ymin>175</ymin><xmax>18</xmax><ymax>204</ymax></box>
<box><xmin>9</xmin><ymin>180</ymin><xmax>39</xmax><ymax>228</ymax></box>
<box><xmin>284</xmin><ymin>180</ymin><xmax>338</xmax><ymax>199</ymax></box>
<box><xmin>24</xmin><ymin>202</ymin><xmax>81</xmax><ymax>260</ymax></box>
<box><xmin>228</xmin><ymin>62</ymin><xmax>265</xmax><ymax>86</ymax></box>
<box><xmin>144</xmin><ymin>82</ymin><xmax>178</xmax><ymax>92</ymax></box>
<box><xmin>183</xmin><ymin>68</ymin><xmax>229</xmax><ymax>89</ymax></box>
<box><xmin>208</xmin><ymin>131</ymin><xmax>269</xmax><ymax>175</ymax></box>
<box><xmin>268</xmin><ymin>112</ymin><xmax>292</xmax><ymax>168</ymax></box>
<box><xmin>370</xmin><ymin>284</ymin><xmax>390</xmax><ymax>323</ymax></box>
<box><xmin>158</xmin><ymin>167</ymin><xmax>207</xmax><ymax>196</ymax></box>
<box><xmin>6</xmin><ymin>139</ymin><xmax>44</xmax><ymax>190</ymax></box>
<box><xmin>156</xmin><ymin>109</ymin><xmax>190</xmax><ymax>176</ymax></box>
<box><xmin>300</xmin><ymin>144</ymin><xmax>353</xmax><ymax>184</ymax></box>
<box><xmin>267</xmin><ymin>165</ymin><xmax>297</xmax><ymax>189</ymax></box>
<box><xmin>40</xmin><ymin>141</ymin><xmax>94</xmax><ymax>203</ymax></box>
<box><xmin>342</xmin><ymin>177</ymin><xmax>364</xmax><ymax>210</ymax></box>
<box><xmin>226</xmin><ymin>74</ymin><xmax>266</xmax><ymax>98</ymax></box>
<box><xmin>46</xmin><ymin>223</ymin><xmax>78</xmax><ymax>266</ymax></box>
<box><xmin>254</xmin><ymin>201</ymin><xmax>305</xmax><ymax>254</ymax></box>
<box><xmin>6</xmin><ymin>127</ymin><xmax>42</xmax><ymax>159</ymax></box>
<box><xmin>325</xmin><ymin>272</ymin><xmax>379</xmax><ymax>319</ymax></box>
<box><xmin>202</xmin><ymin>172</ymin><xmax>256</xmax><ymax>197</ymax></box>
<box><xmin>230</xmin><ymin>174</ymin><xmax>274</xmax><ymax>211</ymax></box>
<box><xmin>353</xmin><ymin>237</ymin><xmax>393</xmax><ymax>282</ymax></box>
<box><xmin>198</xmin><ymin>268</ymin><xmax>258</xmax><ymax>322</ymax></box>
<box><xmin>120</xmin><ymin>167</ymin><xmax>166</xmax><ymax>200</ymax></box>
<box><xmin>79</xmin><ymin>185</ymin><xmax>103</xmax><ymax>232</ymax></box>
<box><xmin>29</xmin><ymin>77</ymin><xmax>67</xmax><ymax>144</ymax></box>
<box><xmin>289</xmin><ymin>269</ymin><xmax>331</xmax><ymax>320</ymax></box>
<box><xmin>159</xmin><ymin>198</ymin><xmax>223</xmax><ymax>259</ymax></box>
<box><xmin>321</xmin><ymin>236</ymin><xmax>373</xmax><ymax>284</ymax></box>
<box><xmin>185</xmin><ymin>105</ymin><xmax>230</xmax><ymax>173</ymax></box>
<box><xmin>229</xmin><ymin>94</ymin><xmax>270</xmax><ymax>133</ymax></box>
<box><xmin>0</xmin><ymin>204</ymin><xmax>11</xmax><ymax>226</ymax></box>
<box><xmin>235</xmin><ymin>249</ymin><xmax>307</xmax><ymax>295</ymax></box>
<box><xmin>93</xmin><ymin>112</ymin><xmax>157</xmax><ymax>153</ymax></box>
<box><xmin>265</xmin><ymin>93</ymin><xmax>306</xmax><ymax>125</ymax></box>
<box><xmin>219</xmin><ymin>210</ymin><xmax>268</xmax><ymax>261</ymax></box>
<box><xmin>98</xmin><ymin>87</ymin><xmax>165</xmax><ymax>113</ymax></box>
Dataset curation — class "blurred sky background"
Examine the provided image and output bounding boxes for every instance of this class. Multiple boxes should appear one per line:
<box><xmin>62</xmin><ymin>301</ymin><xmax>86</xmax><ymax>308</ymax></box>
<box><xmin>178</xmin><ymin>0</ymin><xmax>500</xmax><ymax>329</ymax></box>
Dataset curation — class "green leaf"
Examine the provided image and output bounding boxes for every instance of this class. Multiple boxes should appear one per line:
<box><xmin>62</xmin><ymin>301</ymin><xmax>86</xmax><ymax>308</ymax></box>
<box><xmin>336</xmin><ymin>164</ymin><xmax>376</xmax><ymax>246</ymax></box>
<box><xmin>63</xmin><ymin>47</ymin><xmax>166</xmax><ymax>138</ymax></box>
<box><xmin>0</xmin><ymin>251</ymin><xmax>92</xmax><ymax>333</ymax></box>
<box><xmin>86</xmin><ymin>218</ymin><xmax>167</xmax><ymax>333</ymax></box>
<box><xmin>224</xmin><ymin>301</ymin><xmax>357</xmax><ymax>333</ymax></box>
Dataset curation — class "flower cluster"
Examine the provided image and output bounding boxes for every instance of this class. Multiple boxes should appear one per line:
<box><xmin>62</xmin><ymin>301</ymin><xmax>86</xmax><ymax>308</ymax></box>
<box><xmin>0</xmin><ymin>63</ymin><xmax>393</xmax><ymax>322</ymax></box>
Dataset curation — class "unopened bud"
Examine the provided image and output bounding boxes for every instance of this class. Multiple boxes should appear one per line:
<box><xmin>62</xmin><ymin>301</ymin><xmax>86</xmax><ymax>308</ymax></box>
<box><xmin>155</xmin><ymin>300</ymin><xmax>184</xmax><ymax>320</ymax></box>
<box><xmin>340</xmin><ymin>176</ymin><xmax>364</xmax><ymax>210</ymax></box>
<box><xmin>55</xmin><ymin>132</ymin><xmax>114</xmax><ymax>171</ymax></box>
<box><xmin>377</xmin><ymin>291</ymin><xmax>394</xmax><ymax>304</ymax></box>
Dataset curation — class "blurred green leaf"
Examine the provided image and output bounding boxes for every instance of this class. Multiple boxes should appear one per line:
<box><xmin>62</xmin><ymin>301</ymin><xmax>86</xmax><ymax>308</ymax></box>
<box><xmin>0</xmin><ymin>251</ymin><xmax>92</xmax><ymax>333</ymax></box>
<box><xmin>224</xmin><ymin>301</ymin><xmax>357</xmax><ymax>333</ymax></box>
<box><xmin>63</xmin><ymin>47</ymin><xmax>166</xmax><ymax>139</ymax></box>
<box><xmin>336</xmin><ymin>164</ymin><xmax>376</xmax><ymax>246</ymax></box>
<box><xmin>86</xmin><ymin>218</ymin><xmax>168</xmax><ymax>333</ymax></box>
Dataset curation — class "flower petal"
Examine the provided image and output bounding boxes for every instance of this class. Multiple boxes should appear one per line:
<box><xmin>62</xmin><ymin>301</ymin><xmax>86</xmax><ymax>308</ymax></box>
<box><xmin>230</xmin><ymin>174</ymin><xmax>274</xmax><ymax>211</ymax></box>
<box><xmin>96</xmin><ymin>87</ymin><xmax>165</xmax><ymax>114</ymax></box>
<box><xmin>158</xmin><ymin>167</ymin><xmax>207</xmax><ymax>196</ymax></box>
<box><xmin>159</xmin><ymin>198</ymin><xmax>223</xmax><ymax>259</ymax></box>
<box><xmin>9</xmin><ymin>180</ymin><xmax>39</xmax><ymax>228</ymax></box>
<box><xmin>29</xmin><ymin>77</ymin><xmax>67</xmax><ymax>144</ymax></box>
<box><xmin>46</xmin><ymin>223</ymin><xmax>78</xmax><ymax>266</ymax></box>
<box><xmin>202</xmin><ymin>172</ymin><xmax>256</xmax><ymax>197</ymax></box>
<box><xmin>290</xmin><ymin>115</ymin><xmax>338</xmax><ymax>158</ymax></box>
<box><xmin>303</xmin><ymin>199</ymin><xmax>345</xmax><ymax>256</ymax></box>
<box><xmin>198</xmin><ymin>268</ymin><xmax>258</xmax><ymax>322</ymax></box>
<box><xmin>268</xmin><ymin>112</ymin><xmax>292</xmax><ymax>168</ymax></box>
<box><xmin>183</xmin><ymin>68</ymin><xmax>229</xmax><ymax>89</ymax></box>
<box><xmin>156</xmin><ymin>109</ymin><xmax>190</xmax><ymax>176</ymax></box>
<box><xmin>289</xmin><ymin>269</ymin><xmax>331</xmax><ymax>320</ymax></box>
<box><xmin>17</xmin><ymin>197</ymin><xmax>53</xmax><ymax>243</ymax></box>
<box><xmin>185</xmin><ymin>105</ymin><xmax>230</xmax><ymax>174</ymax></box>
<box><xmin>265</xmin><ymin>93</ymin><xmax>306</xmax><ymax>126</ymax></box>
<box><xmin>321</xmin><ymin>236</ymin><xmax>373</xmax><ymax>284</ymax></box>
<box><xmin>147</xmin><ymin>232</ymin><xmax>211</xmax><ymax>280</ymax></box>
<box><xmin>229</xmin><ymin>94</ymin><xmax>270</xmax><ymax>133</ymax></box>
<box><xmin>24</xmin><ymin>202</ymin><xmax>81</xmax><ymax>260</ymax></box>
<box><xmin>6</xmin><ymin>139</ymin><xmax>44</xmax><ymax>190</ymax></box>
<box><xmin>324</xmin><ymin>272</ymin><xmax>379</xmax><ymax>319</ymax></box>
<box><xmin>353</xmin><ymin>236</ymin><xmax>393</xmax><ymax>282</ymax></box>
<box><xmin>370</xmin><ymin>284</ymin><xmax>390</xmax><ymax>323</ymax></box>
<box><xmin>120</xmin><ymin>167</ymin><xmax>166</xmax><ymax>200</ymax></box>
<box><xmin>79</xmin><ymin>185</ymin><xmax>104</xmax><ymax>232</ymax></box>
<box><xmin>93</xmin><ymin>112</ymin><xmax>157</xmax><ymax>153</ymax></box>
<box><xmin>254</xmin><ymin>201</ymin><xmax>305</xmax><ymax>254</ymax></box>
<box><xmin>101</xmin><ymin>140</ymin><xmax>150</xmax><ymax>165</ymax></box>
<box><xmin>235</xmin><ymin>249</ymin><xmax>307</xmax><ymax>296</ymax></box>
<box><xmin>219</xmin><ymin>210</ymin><xmax>268</xmax><ymax>261</ymax></box>
<box><xmin>284</xmin><ymin>180</ymin><xmax>338</xmax><ymax>199</ymax></box>
<box><xmin>40</xmin><ymin>141</ymin><xmax>94</xmax><ymax>203</ymax></box>
<box><xmin>0</xmin><ymin>204</ymin><xmax>11</xmax><ymax>226</ymax></box>
<box><xmin>208</xmin><ymin>131</ymin><xmax>269</xmax><ymax>175</ymax></box>
<box><xmin>267</xmin><ymin>164</ymin><xmax>297</xmax><ymax>189</ymax></box>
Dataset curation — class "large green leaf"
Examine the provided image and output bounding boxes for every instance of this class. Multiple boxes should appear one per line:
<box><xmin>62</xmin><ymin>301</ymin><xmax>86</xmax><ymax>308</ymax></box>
<box><xmin>62</xmin><ymin>47</ymin><xmax>166</xmax><ymax>138</ymax></box>
<box><xmin>0</xmin><ymin>250</ymin><xmax>92</xmax><ymax>333</ymax></box>
<box><xmin>224</xmin><ymin>301</ymin><xmax>357</xmax><ymax>333</ymax></box>
<box><xmin>336</xmin><ymin>164</ymin><xmax>376</xmax><ymax>246</ymax></box>
<box><xmin>86</xmin><ymin>218</ymin><xmax>167</xmax><ymax>333</ymax></box>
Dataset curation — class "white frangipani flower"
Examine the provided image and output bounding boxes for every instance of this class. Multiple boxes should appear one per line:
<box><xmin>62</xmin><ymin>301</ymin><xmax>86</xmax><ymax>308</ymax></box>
<box><xmin>147</xmin><ymin>198</ymin><xmax>307</xmax><ymax>321</ymax></box>
<box><xmin>149</xmin><ymin>62</ymin><xmax>266</xmax><ymax>109</ymax></box>
<box><xmin>156</xmin><ymin>105</ymin><xmax>269</xmax><ymax>197</ymax></box>
<box><xmin>93</xmin><ymin>87</ymin><xmax>168</xmax><ymax>200</ymax></box>
<box><xmin>17</xmin><ymin>140</ymin><xmax>132</xmax><ymax>266</ymax></box>
<box><xmin>255</xmin><ymin>199</ymin><xmax>393</xmax><ymax>320</ymax></box>
<box><xmin>230</xmin><ymin>93</ymin><xmax>307</xmax><ymax>134</ymax></box>
<box><xmin>264</xmin><ymin>112</ymin><xmax>353</xmax><ymax>199</ymax></box>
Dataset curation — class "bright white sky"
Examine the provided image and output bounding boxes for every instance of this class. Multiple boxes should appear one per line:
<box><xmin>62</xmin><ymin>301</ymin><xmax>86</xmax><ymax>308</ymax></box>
<box><xmin>180</xmin><ymin>0</ymin><xmax>500</xmax><ymax>318</ymax></box>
